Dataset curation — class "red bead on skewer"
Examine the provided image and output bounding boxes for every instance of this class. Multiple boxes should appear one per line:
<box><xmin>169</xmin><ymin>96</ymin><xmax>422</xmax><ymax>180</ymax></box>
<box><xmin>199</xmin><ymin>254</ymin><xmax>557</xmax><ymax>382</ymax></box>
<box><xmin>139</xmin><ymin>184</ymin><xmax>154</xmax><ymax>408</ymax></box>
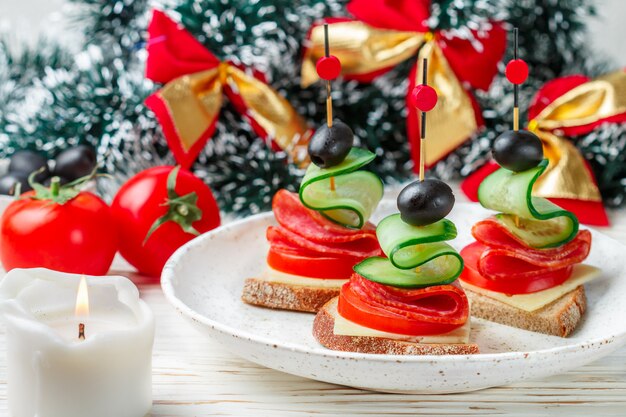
<box><xmin>410</xmin><ymin>84</ymin><xmax>438</xmax><ymax>112</ymax></box>
<box><xmin>316</xmin><ymin>55</ymin><xmax>341</xmax><ymax>80</ymax></box>
<box><xmin>505</xmin><ymin>58</ymin><xmax>528</xmax><ymax>85</ymax></box>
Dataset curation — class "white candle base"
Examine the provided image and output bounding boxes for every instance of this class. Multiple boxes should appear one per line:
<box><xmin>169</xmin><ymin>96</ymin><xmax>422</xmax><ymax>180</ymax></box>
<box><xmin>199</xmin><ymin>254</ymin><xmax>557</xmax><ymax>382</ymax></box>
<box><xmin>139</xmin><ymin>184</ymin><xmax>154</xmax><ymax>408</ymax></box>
<box><xmin>0</xmin><ymin>268</ymin><xmax>155</xmax><ymax>417</ymax></box>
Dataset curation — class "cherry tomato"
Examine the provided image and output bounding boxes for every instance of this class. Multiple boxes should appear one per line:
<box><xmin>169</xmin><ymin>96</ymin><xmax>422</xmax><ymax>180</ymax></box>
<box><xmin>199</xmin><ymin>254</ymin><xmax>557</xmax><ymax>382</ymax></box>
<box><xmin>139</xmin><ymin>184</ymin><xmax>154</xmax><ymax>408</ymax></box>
<box><xmin>459</xmin><ymin>242</ymin><xmax>573</xmax><ymax>294</ymax></box>
<box><xmin>337</xmin><ymin>280</ymin><xmax>464</xmax><ymax>336</ymax></box>
<box><xmin>1</xmin><ymin>190</ymin><xmax>117</xmax><ymax>275</ymax></box>
<box><xmin>111</xmin><ymin>166</ymin><xmax>220</xmax><ymax>278</ymax></box>
<box><xmin>267</xmin><ymin>247</ymin><xmax>358</xmax><ymax>279</ymax></box>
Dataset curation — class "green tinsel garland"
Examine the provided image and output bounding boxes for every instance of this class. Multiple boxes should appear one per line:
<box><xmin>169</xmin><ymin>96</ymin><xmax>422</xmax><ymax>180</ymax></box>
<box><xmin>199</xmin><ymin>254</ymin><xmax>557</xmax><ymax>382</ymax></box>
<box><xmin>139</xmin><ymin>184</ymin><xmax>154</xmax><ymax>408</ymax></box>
<box><xmin>0</xmin><ymin>0</ymin><xmax>623</xmax><ymax>215</ymax></box>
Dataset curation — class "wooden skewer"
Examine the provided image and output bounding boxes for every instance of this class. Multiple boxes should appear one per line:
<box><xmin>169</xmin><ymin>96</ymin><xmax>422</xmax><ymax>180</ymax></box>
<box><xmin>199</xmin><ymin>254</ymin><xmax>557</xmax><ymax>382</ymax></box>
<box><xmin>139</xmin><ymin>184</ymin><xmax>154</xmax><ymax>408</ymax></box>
<box><xmin>323</xmin><ymin>24</ymin><xmax>336</xmax><ymax>192</ymax></box>
<box><xmin>513</xmin><ymin>27</ymin><xmax>520</xmax><ymax>132</ymax></box>
<box><xmin>513</xmin><ymin>28</ymin><xmax>521</xmax><ymax>227</ymax></box>
<box><xmin>419</xmin><ymin>58</ymin><xmax>428</xmax><ymax>182</ymax></box>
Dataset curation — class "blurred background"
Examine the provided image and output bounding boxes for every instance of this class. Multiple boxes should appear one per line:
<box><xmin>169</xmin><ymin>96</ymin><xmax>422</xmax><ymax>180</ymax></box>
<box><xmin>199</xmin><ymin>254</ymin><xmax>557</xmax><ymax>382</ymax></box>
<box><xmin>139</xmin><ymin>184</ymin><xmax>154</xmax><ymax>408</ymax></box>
<box><xmin>2</xmin><ymin>0</ymin><xmax>624</xmax><ymax>64</ymax></box>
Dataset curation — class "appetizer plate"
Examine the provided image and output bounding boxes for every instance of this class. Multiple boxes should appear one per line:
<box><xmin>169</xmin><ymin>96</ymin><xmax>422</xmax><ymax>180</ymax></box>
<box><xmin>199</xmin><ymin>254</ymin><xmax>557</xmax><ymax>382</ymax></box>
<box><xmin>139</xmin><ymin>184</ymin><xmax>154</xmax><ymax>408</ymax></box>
<box><xmin>161</xmin><ymin>202</ymin><xmax>626</xmax><ymax>393</ymax></box>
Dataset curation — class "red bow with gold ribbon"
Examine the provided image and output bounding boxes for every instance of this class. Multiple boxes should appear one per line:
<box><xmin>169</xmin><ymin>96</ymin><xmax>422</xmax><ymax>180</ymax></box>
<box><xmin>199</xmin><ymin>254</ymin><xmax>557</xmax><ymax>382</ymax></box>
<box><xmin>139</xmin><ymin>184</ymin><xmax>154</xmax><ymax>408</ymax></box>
<box><xmin>145</xmin><ymin>10</ymin><xmax>311</xmax><ymax>169</ymax></box>
<box><xmin>301</xmin><ymin>0</ymin><xmax>506</xmax><ymax>170</ymax></box>
<box><xmin>462</xmin><ymin>70</ymin><xmax>626</xmax><ymax>226</ymax></box>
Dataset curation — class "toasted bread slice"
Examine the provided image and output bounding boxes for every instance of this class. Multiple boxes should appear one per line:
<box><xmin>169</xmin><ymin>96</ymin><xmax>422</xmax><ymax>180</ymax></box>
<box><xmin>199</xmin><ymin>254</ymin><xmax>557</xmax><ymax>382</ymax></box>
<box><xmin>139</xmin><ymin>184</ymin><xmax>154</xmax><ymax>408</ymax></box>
<box><xmin>242</xmin><ymin>278</ymin><xmax>340</xmax><ymax>313</ymax></box>
<box><xmin>313</xmin><ymin>298</ymin><xmax>479</xmax><ymax>355</ymax></box>
<box><xmin>465</xmin><ymin>285</ymin><xmax>586</xmax><ymax>337</ymax></box>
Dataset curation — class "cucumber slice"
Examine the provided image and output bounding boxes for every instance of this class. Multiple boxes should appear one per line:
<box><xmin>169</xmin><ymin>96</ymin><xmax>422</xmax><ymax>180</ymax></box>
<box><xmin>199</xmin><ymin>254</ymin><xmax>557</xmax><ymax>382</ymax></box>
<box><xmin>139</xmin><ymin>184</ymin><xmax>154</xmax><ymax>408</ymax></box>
<box><xmin>478</xmin><ymin>159</ymin><xmax>579</xmax><ymax>248</ymax></box>
<box><xmin>300</xmin><ymin>148</ymin><xmax>383</xmax><ymax>229</ymax></box>
<box><xmin>376</xmin><ymin>213</ymin><xmax>457</xmax><ymax>269</ymax></box>
<box><xmin>353</xmin><ymin>244</ymin><xmax>463</xmax><ymax>288</ymax></box>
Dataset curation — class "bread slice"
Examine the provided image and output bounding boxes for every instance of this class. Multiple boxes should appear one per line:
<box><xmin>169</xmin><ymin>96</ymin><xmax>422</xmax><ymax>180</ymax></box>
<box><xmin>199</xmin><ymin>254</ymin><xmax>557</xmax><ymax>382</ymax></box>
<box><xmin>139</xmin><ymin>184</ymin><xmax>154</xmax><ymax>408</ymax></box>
<box><xmin>241</xmin><ymin>278</ymin><xmax>340</xmax><ymax>313</ymax></box>
<box><xmin>313</xmin><ymin>298</ymin><xmax>479</xmax><ymax>355</ymax></box>
<box><xmin>465</xmin><ymin>285</ymin><xmax>586</xmax><ymax>337</ymax></box>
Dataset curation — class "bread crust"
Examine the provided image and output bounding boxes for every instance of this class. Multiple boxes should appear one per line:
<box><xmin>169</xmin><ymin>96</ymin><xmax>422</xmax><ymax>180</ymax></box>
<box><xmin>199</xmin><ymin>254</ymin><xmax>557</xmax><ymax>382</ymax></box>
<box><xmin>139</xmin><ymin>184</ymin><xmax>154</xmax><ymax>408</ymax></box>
<box><xmin>312</xmin><ymin>298</ymin><xmax>479</xmax><ymax>355</ymax></box>
<box><xmin>241</xmin><ymin>278</ymin><xmax>340</xmax><ymax>313</ymax></box>
<box><xmin>465</xmin><ymin>285</ymin><xmax>587</xmax><ymax>337</ymax></box>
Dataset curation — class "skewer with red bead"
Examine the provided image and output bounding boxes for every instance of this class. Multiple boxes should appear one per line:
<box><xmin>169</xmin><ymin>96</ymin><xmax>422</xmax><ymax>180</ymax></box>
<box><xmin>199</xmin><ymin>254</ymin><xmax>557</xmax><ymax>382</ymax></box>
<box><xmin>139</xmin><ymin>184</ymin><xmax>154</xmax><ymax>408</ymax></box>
<box><xmin>308</xmin><ymin>23</ymin><xmax>349</xmax><ymax>192</ymax></box>
<box><xmin>410</xmin><ymin>58</ymin><xmax>438</xmax><ymax>181</ymax></box>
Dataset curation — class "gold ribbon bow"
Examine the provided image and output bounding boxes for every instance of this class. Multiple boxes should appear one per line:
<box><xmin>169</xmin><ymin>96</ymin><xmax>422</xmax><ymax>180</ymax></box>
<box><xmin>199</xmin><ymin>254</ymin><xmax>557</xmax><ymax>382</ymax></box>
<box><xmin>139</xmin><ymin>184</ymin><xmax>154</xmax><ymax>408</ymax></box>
<box><xmin>158</xmin><ymin>62</ymin><xmax>311</xmax><ymax>165</ymax></box>
<box><xmin>302</xmin><ymin>22</ymin><xmax>477</xmax><ymax>167</ymax></box>
<box><xmin>528</xmin><ymin>71</ymin><xmax>626</xmax><ymax>201</ymax></box>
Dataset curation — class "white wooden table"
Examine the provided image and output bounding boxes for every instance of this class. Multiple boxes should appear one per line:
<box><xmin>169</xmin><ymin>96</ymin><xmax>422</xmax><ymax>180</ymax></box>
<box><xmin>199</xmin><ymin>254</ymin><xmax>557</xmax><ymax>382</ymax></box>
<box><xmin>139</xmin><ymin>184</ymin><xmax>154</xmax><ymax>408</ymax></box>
<box><xmin>0</xmin><ymin>186</ymin><xmax>625</xmax><ymax>416</ymax></box>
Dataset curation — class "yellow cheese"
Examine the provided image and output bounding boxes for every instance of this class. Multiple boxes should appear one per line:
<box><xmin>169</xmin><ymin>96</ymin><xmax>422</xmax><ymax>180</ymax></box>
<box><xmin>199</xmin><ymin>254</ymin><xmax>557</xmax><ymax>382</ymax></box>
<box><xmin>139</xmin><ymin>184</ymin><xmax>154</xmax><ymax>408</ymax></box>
<box><xmin>461</xmin><ymin>264</ymin><xmax>601</xmax><ymax>312</ymax></box>
<box><xmin>260</xmin><ymin>266</ymin><xmax>347</xmax><ymax>288</ymax></box>
<box><xmin>329</xmin><ymin>298</ymin><xmax>471</xmax><ymax>344</ymax></box>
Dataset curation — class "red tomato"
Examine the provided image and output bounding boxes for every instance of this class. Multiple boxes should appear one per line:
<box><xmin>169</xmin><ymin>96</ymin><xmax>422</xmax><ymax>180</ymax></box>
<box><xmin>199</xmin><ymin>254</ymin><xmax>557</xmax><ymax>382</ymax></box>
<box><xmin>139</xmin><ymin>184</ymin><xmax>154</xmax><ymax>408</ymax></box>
<box><xmin>267</xmin><ymin>247</ymin><xmax>358</xmax><ymax>279</ymax></box>
<box><xmin>111</xmin><ymin>166</ymin><xmax>220</xmax><ymax>278</ymax></box>
<box><xmin>337</xmin><ymin>283</ymin><xmax>463</xmax><ymax>336</ymax></box>
<box><xmin>1</xmin><ymin>191</ymin><xmax>117</xmax><ymax>275</ymax></box>
<box><xmin>459</xmin><ymin>242</ymin><xmax>573</xmax><ymax>294</ymax></box>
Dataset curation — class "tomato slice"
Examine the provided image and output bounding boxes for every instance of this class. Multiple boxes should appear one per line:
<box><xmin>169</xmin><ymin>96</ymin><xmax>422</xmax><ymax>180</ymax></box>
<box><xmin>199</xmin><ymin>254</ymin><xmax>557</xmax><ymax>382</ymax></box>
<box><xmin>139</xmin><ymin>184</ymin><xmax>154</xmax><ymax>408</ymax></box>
<box><xmin>460</xmin><ymin>242</ymin><xmax>573</xmax><ymax>294</ymax></box>
<box><xmin>336</xmin><ymin>275</ymin><xmax>468</xmax><ymax>336</ymax></box>
<box><xmin>267</xmin><ymin>247</ymin><xmax>358</xmax><ymax>279</ymax></box>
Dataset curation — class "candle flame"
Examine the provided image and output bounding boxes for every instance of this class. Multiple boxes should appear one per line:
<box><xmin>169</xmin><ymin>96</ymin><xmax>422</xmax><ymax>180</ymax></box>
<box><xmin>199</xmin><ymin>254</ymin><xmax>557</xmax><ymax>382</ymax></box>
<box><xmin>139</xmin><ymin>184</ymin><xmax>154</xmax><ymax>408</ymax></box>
<box><xmin>75</xmin><ymin>276</ymin><xmax>90</xmax><ymax>318</ymax></box>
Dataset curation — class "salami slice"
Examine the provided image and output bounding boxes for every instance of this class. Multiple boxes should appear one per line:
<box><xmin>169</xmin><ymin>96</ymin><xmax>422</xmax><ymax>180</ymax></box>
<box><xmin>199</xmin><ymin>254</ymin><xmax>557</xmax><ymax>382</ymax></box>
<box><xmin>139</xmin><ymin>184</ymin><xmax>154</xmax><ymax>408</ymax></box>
<box><xmin>272</xmin><ymin>190</ymin><xmax>378</xmax><ymax>243</ymax></box>
<box><xmin>337</xmin><ymin>274</ymin><xmax>469</xmax><ymax>335</ymax></box>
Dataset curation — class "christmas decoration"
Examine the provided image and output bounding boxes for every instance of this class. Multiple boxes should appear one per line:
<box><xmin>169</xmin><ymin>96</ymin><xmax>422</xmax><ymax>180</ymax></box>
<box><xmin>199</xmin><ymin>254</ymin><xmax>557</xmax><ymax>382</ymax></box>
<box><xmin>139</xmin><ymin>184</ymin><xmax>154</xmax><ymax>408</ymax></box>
<box><xmin>301</xmin><ymin>0</ymin><xmax>506</xmax><ymax>170</ymax></box>
<box><xmin>145</xmin><ymin>10</ymin><xmax>311</xmax><ymax>169</ymax></box>
<box><xmin>463</xmin><ymin>71</ymin><xmax>626</xmax><ymax>226</ymax></box>
<box><xmin>0</xmin><ymin>0</ymin><xmax>624</xmax><ymax>217</ymax></box>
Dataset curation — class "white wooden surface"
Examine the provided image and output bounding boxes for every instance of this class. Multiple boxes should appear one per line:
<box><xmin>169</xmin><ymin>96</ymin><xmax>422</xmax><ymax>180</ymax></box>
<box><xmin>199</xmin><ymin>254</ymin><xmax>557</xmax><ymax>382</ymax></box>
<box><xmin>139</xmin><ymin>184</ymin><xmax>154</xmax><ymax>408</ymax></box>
<box><xmin>0</xmin><ymin>185</ymin><xmax>625</xmax><ymax>416</ymax></box>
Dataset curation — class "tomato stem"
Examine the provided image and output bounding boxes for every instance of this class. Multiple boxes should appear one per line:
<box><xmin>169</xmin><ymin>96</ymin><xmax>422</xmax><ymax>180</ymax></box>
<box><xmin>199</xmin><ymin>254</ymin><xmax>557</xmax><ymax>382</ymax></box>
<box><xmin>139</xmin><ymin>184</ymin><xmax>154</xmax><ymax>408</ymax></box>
<box><xmin>50</xmin><ymin>177</ymin><xmax>61</xmax><ymax>197</ymax></box>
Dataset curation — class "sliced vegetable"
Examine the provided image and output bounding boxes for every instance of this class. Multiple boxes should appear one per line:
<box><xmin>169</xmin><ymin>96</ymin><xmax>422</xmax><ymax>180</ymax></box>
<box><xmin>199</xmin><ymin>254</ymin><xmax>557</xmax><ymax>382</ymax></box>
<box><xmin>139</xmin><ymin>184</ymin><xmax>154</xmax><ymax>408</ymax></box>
<box><xmin>477</xmin><ymin>159</ymin><xmax>578</xmax><ymax>247</ymax></box>
<box><xmin>460</xmin><ymin>242</ymin><xmax>574</xmax><ymax>294</ymax></box>
<box><xmin>353</xmin><ymin>246</ymin><xmax>463</xmax><ymax>288</ymax></box>
<box><xmin>267</xmin><ymin>247</ymin><xmax>358</xmax><ymax>279</ymax></box>
<box><xmin>300</xmin><ymin>148</ymin><xmax>383</xmax><ymax>229</ymax></box>
<box><xmin>336</xmin><ymin>274</ymin><xmax>469</xmax><ymax>336</ymax></box>
<box><xmin>376</xmin><ymin>214</ymin><xmax>457</xmax><ymax>268</ymax></box>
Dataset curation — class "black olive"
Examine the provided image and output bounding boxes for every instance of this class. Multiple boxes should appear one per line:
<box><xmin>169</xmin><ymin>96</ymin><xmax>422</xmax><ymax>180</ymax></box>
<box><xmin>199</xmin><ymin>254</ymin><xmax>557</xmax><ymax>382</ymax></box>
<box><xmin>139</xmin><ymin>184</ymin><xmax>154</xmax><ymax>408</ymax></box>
<box><xmin>0</xmin><ymin>172</ymin><xmax>32</xmax><ymax>196</ymax></box>
<box><xmin>307</xmin><ymin>119</ymin><xmax>354</xmax><ymax>168</ymax></box>
<box><xmin>53</xmin><ymin>144</ymin><xmax>97</xmax><ymax>181</ymax></box>
<box><xmin>8</xmin><ymin>150</ymin><xmax>49</xmax><ymax>182</ymax></box>
<box><xmin>397</xmin><ymin>179</ymin><xmax>455</xmax><ymax>227</ymax></box>
<box><xmin>492</xmin><ymin>130</ymin><xmax>543</xmax><ymax>172</ymax></box>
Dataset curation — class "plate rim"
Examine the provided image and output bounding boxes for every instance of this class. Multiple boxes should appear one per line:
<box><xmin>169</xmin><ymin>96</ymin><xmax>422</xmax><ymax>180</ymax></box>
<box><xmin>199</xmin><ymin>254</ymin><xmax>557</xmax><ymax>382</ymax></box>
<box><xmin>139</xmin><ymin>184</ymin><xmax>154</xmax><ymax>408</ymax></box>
<box><xmin>161</xmin><ymin>202</ymin><xmax>626</xmax><ymax>364</ymax></box>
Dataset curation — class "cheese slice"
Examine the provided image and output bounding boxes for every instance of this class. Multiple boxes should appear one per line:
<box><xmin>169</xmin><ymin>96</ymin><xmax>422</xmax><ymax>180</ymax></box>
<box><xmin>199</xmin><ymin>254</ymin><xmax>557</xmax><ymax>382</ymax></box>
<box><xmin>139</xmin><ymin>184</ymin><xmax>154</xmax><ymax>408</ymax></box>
<box><xmin>461</xmin><ymin>264</ymin><xmax>601</xmax><ymax>312</ymax></box>
<box><xmin>259</xmin><ymin>266</ymin><xmax>348</xmax><ymax>288</ymax></box>
<box><xmin>329</xmin><ymin>299</ymin><xmax>471</xmax><ymax>344</ymax></box>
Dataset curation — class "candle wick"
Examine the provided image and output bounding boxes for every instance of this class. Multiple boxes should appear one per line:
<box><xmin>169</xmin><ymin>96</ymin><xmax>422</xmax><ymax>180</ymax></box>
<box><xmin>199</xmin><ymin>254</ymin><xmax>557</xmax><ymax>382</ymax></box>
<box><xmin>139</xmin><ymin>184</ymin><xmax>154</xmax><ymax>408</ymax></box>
<box><xmin>78</xmin><ymin>323</ymin><xmax>85</xmax><ymax>340</ymax></box>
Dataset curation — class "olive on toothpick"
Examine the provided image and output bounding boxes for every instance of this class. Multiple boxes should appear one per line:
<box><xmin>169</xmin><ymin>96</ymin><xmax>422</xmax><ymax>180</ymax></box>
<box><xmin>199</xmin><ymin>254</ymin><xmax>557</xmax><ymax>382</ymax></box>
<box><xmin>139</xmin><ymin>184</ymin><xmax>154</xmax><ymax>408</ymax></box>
<box><xmin>493</xmin><ymin>130</ymin><xmax>543</xmax><ymax>172</ymax></box>
<box><xmin>398</xmin><ymin>58</ymin><xmax>452</xmax><ymax>227</ymax></box>
<box><xmin>397</xmin><ymin>179</ymin><xmax>455</xmax><ymax>227</ymax></box>
<box><xmin>309</xmin><ymin>23</ymin><xmax>350</xmax><ymax>173</ymax></box>
<box><xmin>493</xmin><ymin>27</ymin><xmax>543</xmax><ymax>172</ymax></box>
<box><xmin>308</xmin><ymin>120</ymin><xmax>354</xmax><ymax>168</ymax></box>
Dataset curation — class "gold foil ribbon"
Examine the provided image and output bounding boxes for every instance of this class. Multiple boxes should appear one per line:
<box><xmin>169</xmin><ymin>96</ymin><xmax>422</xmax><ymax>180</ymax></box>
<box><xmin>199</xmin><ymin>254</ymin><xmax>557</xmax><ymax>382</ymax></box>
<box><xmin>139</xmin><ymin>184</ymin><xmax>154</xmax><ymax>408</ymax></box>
<box><xmin>158</xmin><ymin>62</ymin><xmax>311</xmax><ymax>164</ymax></box>
<box><xmin>302</xmin><ymin>22</ymin><xmax>477</xmax><ymax>166</ymax></box>
<box><xmin>528</xmin><ymin>71</ymin><xmax>626</xmax><ymax>201</ymax></box>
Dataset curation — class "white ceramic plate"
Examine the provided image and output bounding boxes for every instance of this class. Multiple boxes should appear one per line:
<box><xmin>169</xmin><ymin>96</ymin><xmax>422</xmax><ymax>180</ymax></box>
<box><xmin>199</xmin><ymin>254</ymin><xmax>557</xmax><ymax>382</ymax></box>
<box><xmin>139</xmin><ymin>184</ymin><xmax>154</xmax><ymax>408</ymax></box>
<box><xmin>161</xmin><ymin>202</ymin><xmax>626</xmax><ymax>393</ymax></box>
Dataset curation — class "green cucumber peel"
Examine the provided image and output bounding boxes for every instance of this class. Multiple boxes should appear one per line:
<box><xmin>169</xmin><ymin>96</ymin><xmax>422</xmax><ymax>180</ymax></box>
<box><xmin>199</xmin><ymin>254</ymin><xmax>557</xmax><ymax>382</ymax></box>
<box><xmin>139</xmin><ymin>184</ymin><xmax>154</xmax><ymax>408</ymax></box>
<box><xmin>376</xmin><ymin>214</ymin><xmax>458</xmax><ymax>269</ymax></box>
<box><xmin>299</xmin><ymin>147</ymin><xmax>383</xmax><ymax>229</ymax></box>
<box><xmin>478</xmin><ymin>159</ymin><xmax>579</xmax><ymax>248</ymax></box>
<box><xmin>353</xmin><ymin>243</ymin><xmax>464</xmax><ymax>289</ymax></box>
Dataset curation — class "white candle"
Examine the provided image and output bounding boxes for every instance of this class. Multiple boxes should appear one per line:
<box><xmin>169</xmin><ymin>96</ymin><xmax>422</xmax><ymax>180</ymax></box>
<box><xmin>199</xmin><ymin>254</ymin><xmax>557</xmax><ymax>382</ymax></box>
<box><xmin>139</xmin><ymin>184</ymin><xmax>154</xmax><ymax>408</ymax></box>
<box><xmin>0</xmin><ymin>268</ymin><xmax>155</xmax><ymax>417</ymax></box>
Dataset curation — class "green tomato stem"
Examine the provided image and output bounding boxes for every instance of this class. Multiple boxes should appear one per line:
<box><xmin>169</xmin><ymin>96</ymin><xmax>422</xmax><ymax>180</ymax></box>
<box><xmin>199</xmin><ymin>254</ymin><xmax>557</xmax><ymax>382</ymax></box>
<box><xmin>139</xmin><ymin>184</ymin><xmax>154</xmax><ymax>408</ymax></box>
<box><xmin>50</xmin><ymin>177</ymin><xmax>61</xmax><ymax>197</ymax></box>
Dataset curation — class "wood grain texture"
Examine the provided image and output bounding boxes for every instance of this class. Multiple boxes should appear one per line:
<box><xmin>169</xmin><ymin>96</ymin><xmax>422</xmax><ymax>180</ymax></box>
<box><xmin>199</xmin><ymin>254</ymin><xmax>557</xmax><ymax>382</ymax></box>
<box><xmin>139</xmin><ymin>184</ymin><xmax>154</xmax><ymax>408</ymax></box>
<box><xmin>0</xmin><ymin>184</ymin><xmax>624</xmax><ymax>416</ymax></box>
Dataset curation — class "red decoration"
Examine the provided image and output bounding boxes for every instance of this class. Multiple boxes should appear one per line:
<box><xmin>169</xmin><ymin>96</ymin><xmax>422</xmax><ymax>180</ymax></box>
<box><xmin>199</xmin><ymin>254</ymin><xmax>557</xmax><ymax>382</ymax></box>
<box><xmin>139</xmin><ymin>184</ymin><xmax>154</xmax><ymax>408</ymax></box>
<box><xmin>410</xmin><ymin>84</ymin><xmax>438</xmax><ymax>112</ymax></box>
<box><xmin>460</xmin><ymin>73</ymin><xmax>626</xmax><ymax>226</ymax></box>
<box><xmin>305</xmin><ymin>0</ymin><xmax>507</xmax><ymax>170</ymax></box>
<box><xmin>316</xmin><ymin>55</ymin><xmax>342</xmax><ymax>80</ymax></box>
<box><xmin>144</xmin><ymin>10</ymin><xmax>310</xmax><ymax>169</ymax></box>
<box><xmin>505</xmin><ymin>59</ymin><xmax>529</xmax><ymax>85</ymax></box>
